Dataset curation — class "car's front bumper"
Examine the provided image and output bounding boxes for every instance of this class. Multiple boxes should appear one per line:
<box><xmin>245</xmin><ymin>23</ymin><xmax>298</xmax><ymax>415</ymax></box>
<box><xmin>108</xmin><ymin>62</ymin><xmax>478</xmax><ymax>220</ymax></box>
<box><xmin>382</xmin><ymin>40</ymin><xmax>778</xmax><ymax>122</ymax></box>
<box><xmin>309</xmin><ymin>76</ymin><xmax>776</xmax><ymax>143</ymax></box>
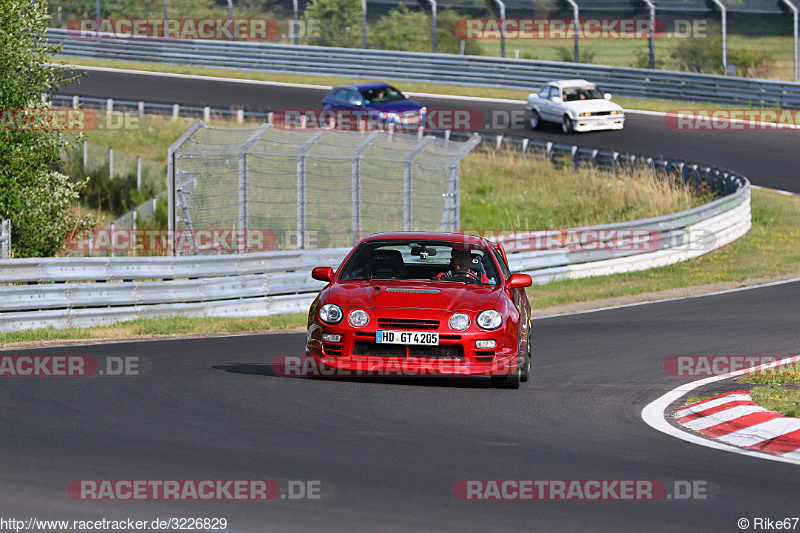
<box><xmin>573</xmin><ymin>116</ymin><xmax>625</xmax><ymax>132</ymax></box>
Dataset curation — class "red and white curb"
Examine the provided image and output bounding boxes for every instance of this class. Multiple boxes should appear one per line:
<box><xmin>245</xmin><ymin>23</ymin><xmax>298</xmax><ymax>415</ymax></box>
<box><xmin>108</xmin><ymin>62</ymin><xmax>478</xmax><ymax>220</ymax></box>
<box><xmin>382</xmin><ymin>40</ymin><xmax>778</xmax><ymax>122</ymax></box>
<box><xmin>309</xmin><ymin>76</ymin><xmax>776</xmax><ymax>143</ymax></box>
<box><xmin>642</xmin><ymin>354</ymin><xmax>800</xmax><ymax>465</ymax></box>
<box><xmin>673</xmin><ymin>391</ymin><xmax>800</xmax><ymax>460</ymax></box>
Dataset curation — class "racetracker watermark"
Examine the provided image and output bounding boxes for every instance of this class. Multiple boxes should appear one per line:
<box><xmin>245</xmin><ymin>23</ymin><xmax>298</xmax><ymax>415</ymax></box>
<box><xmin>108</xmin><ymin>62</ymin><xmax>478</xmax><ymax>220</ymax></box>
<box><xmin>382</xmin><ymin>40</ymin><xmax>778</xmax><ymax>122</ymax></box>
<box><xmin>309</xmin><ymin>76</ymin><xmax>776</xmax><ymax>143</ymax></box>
<box><xmin>0</xmin><ymin>356</ymin><xmax>143</xmax><ymax>377</ymax></box>
<box><xmin>271</xmin><ymin>356</ymin><xmax>519</xmax><ymax>377</ymax></box>
<box><xmin>459</xmin><ymin>228</ymin><xmax>718</xmax><ymax>253</ymax></box>
<box><xmin>67</xmin><ymin>479</ymin><xmax>325</xmax><ymax>500</ymax></box>
<box><xmin>453</xmin><ymin>479</ymin><xmax>717</xmax><ymax>501</ymax></box>
<box><xmin>664</xmin><ymin>356</ymin><xmax>800</xmax><ymax>377</ymax></box>
<box><xmin>0</xmin><ymin>109</ymin><xmax>138</xmax><ymax>131</ymax></box>
<box><xmin>67</xmin><ymin>229</ymin><xmax>277</xmax><ymax>253</ymax></box>
<box><xmin>67</xmin><ymin>18</ymin><xmax>280</xmax><ymax>40</ymax></box>
<box><xmin>664</xmin><ymin>109</ymin><xmax>800</xmax><ymax>131</ymax></box>
<box><xmin>452</xmin><ymin>18</ymin><xmax>708</xmax><ymax>39</ymax></box>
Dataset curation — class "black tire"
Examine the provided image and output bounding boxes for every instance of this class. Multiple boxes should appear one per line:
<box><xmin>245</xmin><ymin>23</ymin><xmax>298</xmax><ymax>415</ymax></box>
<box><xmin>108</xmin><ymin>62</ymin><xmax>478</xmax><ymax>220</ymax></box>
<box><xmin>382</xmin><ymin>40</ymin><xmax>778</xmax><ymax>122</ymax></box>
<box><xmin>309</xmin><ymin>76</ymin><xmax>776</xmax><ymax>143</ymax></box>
<box><xmin>520</xmin><ymin>328</ymin><xmax>532</xmax><ymax>383</ymax></box>
<box><xmin>561</xmin><ymin>115</ymin><xmax>574</xmax><ymax>134</ymax></box>
<box><xmin>525</xmin><ymin>109</ymin><xmax>541</xmax><ymax>130</ymax></box>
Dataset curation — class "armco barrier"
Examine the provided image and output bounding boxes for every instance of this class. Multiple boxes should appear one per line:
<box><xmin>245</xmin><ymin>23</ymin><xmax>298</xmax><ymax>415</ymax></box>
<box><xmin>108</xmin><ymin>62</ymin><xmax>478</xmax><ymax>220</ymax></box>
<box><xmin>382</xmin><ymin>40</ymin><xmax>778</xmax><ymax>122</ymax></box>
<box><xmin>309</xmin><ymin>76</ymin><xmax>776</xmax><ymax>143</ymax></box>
<box><xmin>46</xmin><ymin>28</ymin><xmax>800</xmax><ymax>107</ymax></box>
<box><xmin>0</xmin><ymin>137</ymin><xmax>750</xmax><ymax>333</ymax></box>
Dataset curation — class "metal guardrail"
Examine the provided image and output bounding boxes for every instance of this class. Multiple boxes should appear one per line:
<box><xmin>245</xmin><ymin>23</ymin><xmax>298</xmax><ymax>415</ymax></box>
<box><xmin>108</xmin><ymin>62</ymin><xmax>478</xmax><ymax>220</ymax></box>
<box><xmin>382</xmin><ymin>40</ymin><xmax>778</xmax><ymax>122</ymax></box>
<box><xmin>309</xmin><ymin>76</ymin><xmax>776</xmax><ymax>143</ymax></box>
<box><xmin>0</xmin><ymin>135</ymin><xmax>750</xmax><ymax>332</ymax></box>
<box><xmin>47</xmin><ymin>28</ymin><xmax>800</xmax><ymax>107</ymax></box>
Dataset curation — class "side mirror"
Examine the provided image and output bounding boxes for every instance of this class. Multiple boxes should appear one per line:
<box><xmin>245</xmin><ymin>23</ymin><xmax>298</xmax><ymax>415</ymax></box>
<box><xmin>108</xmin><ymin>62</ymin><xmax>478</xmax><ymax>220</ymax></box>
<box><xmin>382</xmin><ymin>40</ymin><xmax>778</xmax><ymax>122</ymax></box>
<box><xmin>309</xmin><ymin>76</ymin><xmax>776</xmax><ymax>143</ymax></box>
<box><xmin>507</xmin><ymin>273</ymin><xmax>533</xmax><ymax>288</ymax></box>
<box><xmin>552</xmin><ymin>96</ymin><xmax>563</xmax><ymax>104</ymax></box>
<box><xmin>311</xmin><ymin>267</ymin><xmax>334</xmax><ymax>282</ymax></box>
<box><xmin>604</xmin><ymin>93</ymin><xmax>612</xmax><ymax>100</ymax></box>
<box><xmin>405</xmin><ymin>94</ymin><xmax>409</xmax><ymax>99</ymax></box>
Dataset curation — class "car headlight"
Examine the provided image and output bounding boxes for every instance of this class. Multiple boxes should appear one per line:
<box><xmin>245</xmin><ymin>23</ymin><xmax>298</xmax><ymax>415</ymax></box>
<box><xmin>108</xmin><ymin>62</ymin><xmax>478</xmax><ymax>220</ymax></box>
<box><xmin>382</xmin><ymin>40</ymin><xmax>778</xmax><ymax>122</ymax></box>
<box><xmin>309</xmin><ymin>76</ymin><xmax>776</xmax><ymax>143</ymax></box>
<box><xmin>379</xmin><ymin>111</ymin><xmax>398</xmax><ymax>120</ymax></box>
<box><xmin>419</xmin><ymin>107</ymin><xmax>427</xmax><ymax>116</ymax></box>
<box><xmin>477</xmin><ymin>310</ymin><xmax>502</xmax><ymax>330</ymax></box>
<box><xmin>319</xmin><ymin>303</ymin><xmax>343</xmax><ymax>324</ymax></box>
<box><xmin>348</xmin><ymin>309</ymin><xmax>369</xmax><ymax>328</ymax></box>
<box><xmin>449</xmin><ymin>313</ymin><xmax>470</xmax><ymax>332</ymax></box>
<box><xmin>611</xmin><ymin>110</ymin><xmax>623</xmax><ymax>115</ymax></box>
<box><xmin>579</xmin><ymin>112</ymin><xmax>592</xmax><ymax>117</ymax></box>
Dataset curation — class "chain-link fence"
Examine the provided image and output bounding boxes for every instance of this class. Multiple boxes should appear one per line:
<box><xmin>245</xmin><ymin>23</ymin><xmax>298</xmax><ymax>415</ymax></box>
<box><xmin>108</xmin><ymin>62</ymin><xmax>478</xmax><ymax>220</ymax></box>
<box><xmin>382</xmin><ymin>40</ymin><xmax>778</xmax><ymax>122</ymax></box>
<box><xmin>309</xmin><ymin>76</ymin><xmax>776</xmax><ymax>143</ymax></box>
<box><xmin>168</xmin><ymin>121</ymin><xmax>479</xmax><ymax>254</ymax></box>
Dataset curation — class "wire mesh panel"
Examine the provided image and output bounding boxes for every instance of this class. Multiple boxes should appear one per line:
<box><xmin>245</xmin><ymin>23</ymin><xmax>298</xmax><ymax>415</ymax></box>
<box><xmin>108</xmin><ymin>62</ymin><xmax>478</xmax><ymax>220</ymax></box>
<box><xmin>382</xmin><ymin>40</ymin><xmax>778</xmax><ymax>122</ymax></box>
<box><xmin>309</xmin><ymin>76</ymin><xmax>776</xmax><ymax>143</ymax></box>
<box><xmin>170</xmin><ymin>122</ymin><xmax>479</xmax><ymax>253</ymax></box>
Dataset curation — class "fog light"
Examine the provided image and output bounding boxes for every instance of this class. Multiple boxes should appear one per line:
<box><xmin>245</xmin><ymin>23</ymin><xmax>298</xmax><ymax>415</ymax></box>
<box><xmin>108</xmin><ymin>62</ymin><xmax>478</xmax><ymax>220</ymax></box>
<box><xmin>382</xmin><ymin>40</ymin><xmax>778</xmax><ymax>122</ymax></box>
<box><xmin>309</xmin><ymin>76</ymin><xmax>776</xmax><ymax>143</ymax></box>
<box><xmin>322</xmin><ymin>333</ymin><xmax>341</xmax><ymax>342</ymax></box>
<box><xmin>475</xmin><ymin>340</ymin><xmax>496</xmax><ymax>349</ymax></box>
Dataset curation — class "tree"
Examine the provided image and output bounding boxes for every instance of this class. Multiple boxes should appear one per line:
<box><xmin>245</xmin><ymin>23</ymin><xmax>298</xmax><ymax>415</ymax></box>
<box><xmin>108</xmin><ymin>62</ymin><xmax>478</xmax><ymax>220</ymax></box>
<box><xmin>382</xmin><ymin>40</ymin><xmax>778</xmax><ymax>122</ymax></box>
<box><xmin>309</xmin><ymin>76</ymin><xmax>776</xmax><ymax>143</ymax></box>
<box><xmin>302</xmin><ymin>0</ymin><xmax>361</xmax><ymax>48</ymax></box>
<box><xmin>0</xmin><ymin>0</ymin><xmax>94</xmax><ymax>257</ymax></box>
<box><xmin>371</xmin><ymin>5</ymin><xmax>482</xmax><ymax>55</ymax></box>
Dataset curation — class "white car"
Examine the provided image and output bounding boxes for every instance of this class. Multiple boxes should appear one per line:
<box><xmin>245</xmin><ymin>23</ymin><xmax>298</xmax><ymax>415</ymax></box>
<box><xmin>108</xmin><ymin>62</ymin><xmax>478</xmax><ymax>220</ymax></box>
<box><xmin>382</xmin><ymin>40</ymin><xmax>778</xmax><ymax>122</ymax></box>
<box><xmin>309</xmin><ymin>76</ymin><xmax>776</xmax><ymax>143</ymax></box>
<box><xmin>525</xmin><ymin>79</ymin><xmax>625</xmax><ymax>133</ymax></box>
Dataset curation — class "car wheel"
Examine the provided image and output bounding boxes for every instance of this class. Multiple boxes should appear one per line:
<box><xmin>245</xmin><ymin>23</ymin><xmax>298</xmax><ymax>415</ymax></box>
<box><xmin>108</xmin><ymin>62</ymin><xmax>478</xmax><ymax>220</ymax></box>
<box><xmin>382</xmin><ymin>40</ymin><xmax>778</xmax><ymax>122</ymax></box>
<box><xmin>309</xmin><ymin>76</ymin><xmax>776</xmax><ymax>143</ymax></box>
<box><xmin>561</xmin><ymin>115</ymin><xmax>574</xmax><ymax>134</ymax></box>
<box><xmin>491</xmin><ymin>360</ymin><xmax>521</xmax><ymax>389</ymax></box>
<box><xmin>525</xmin><ymin>109</ymin><xmax>540</xmax><ymax>130</ymax></box>
<box><xmin>520</xmin><ymin>328</ymin><xmax>532</xmax><ymax>383</ymax></box>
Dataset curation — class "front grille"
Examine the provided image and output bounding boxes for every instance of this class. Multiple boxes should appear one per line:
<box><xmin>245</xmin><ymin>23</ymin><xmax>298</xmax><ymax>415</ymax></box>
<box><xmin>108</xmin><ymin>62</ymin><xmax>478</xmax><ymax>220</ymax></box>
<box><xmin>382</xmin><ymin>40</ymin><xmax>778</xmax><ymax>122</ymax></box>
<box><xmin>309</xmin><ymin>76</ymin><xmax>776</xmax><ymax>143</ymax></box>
<box><xmin>323</xmin><ymin>343</ymin><xmax>343</xmax><ymax>357</ymax></box>
<box><xmin>593</xmin><ymin>111</ymin><xmax>613</xmax><ymax>116</ymax></box>
<box><xmin>474</xmin><ymin>350</ymin><xmax>495</xmax><ymax>362</ymax></box>
<box><xmin>353</xmin><ymin>342</ymin><xmax>406</xmax><ymax>357</ymax></box>
<box><xmin>409</xmin><ymin>345</ymin><xmax>464</xmax><ymax>360</ymax></box>
<box><xmin>377</xmin><ymin>318</ymin><xmax>440</xmax><ymax>330</ymax></box>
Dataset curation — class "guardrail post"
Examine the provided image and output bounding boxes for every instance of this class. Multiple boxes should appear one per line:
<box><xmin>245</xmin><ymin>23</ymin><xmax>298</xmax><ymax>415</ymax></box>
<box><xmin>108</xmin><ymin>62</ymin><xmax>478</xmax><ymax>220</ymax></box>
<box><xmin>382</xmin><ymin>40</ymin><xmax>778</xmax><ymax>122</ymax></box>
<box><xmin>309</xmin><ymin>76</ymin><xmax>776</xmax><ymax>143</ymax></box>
<box><xmin>237</xmin><ymin>109</ymin><xmax>244</xmax><ymax>124</ymax></box>
<box><xmin>0</xmin><ymin>219</ymin><xmax>10</xmax><ymax>259</ymax></box>
<box><xmin>351</xmin><ymin>132</ymin><xmax>380</xmax><ymax>245</ymax></box>
<box><xmin>361</xmin><ymin>0</ymin><xmax>367</xmax><ymax>48</ymax></box>
<box><xmin>428</xmin><ymin>0</ymin><xmax>437</xmax><ymax>53</ymax></box>
<box><xmin>72</xmin><ymin>95</ymin><xmax>79</xmax><ymax>109</ymax></box>
<box><xmin>138</xmin><ymin>101</ymin><xmax>144</xmax><ymax>117</ymax></box>
<box><xmin>292</xmin><ymin>0</ymin><xmax>299</xmax><ymax>45</ymax></box>
<box><xmin>172</xmin><ymin>104</ymin><xmax>180</xmax><ymax>120</ymax></box>
<box><xmin>296</xmin><ymin>131</ymin><xmax>326</xmax><ymax>249</ymax></box>
<box><xmin>203</xmin><ymin>106</ymin><xmax>210</xmax><ymax>121</ymax></box>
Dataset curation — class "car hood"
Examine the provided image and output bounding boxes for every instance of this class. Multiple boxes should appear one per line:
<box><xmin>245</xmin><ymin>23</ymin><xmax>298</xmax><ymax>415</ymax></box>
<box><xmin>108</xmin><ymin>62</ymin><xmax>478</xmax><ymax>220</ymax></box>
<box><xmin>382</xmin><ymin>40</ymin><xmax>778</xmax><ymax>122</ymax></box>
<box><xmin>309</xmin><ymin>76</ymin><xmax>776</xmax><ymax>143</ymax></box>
<box><xmin>564</xmin><ymin>99</ymin><xmax>623</xmax><ymax>113</ymax></box>
<box><xmin>325</xmin><ymin>280</ymin><xmax>500</xmax><ymax>312</ymax></box>
<box><xmin>365</xmin><ymin>99</ymin><xmax>425</xmax><ymax>113</ymax></box>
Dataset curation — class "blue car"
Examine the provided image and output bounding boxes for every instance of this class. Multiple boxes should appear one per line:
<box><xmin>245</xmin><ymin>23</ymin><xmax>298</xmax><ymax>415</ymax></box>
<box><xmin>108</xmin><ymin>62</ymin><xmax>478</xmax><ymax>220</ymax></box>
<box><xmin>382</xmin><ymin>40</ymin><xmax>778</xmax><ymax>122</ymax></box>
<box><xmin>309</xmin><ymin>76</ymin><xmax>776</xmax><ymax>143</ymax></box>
<box><xmin>321</xmin><ymin>82</ymin><xmax>427</xmax><ymax>129</ymax></box>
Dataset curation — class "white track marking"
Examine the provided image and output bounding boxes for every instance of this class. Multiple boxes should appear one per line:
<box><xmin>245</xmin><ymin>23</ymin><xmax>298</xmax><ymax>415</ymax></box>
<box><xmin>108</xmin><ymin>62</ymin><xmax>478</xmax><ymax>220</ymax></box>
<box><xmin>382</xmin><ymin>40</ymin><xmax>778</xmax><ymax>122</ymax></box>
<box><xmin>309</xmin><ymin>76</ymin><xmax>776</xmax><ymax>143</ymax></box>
<box><xmin>682</xmin><ymin>405</ymin><xmax>768</xmax><ymax>431</ymax></box>
<box><xmin>641</xmin><ymin>354</ymin><xmax>800</xmax><ymax>465</ymax></box>
<box><xmin>717</xmin><ymin>418</ymin><xmax>800</xmax><ymax>447</ymax></box>
<box><xmin>673</xmin><ymin>394</ymin><xmax>752</xmax><ymax>418</ymax></box>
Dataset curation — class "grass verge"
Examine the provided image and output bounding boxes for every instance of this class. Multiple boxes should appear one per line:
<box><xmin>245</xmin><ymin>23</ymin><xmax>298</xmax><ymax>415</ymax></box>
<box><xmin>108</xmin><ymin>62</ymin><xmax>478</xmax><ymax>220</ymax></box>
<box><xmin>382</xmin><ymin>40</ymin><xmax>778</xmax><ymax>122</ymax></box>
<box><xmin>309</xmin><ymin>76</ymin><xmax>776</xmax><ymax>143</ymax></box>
<box><xmin>0</xmin><ymin>314</ymin><xmax>307</xmax><ymax>349</ymax></box>
<box><xmin>749</xmin><ymin>385</ymin><xmax>800</xmax><ymax>418</ymax></box>
<box><xmin>52</xmin><ymin>56</ymin><xmax>799</xmax><ymax>119</ymax></box>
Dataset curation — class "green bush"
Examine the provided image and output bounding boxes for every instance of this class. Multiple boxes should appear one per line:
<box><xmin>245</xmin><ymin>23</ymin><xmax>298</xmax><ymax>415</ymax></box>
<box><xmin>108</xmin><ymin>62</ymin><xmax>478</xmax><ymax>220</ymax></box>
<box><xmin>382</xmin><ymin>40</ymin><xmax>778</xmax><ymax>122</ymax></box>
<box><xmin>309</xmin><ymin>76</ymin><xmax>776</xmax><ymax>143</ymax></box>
<box><xmin>79</xmin><ymin>166</ymin><xmax>159</xmax><ymax>217</ymax></box>
<box><xmin>0</xmin><ymin>0</ymin><xmax>96</xmax><ymax>257</ymax></box>
<box><xmin>669</xmin><ymin>33</ymin><xmax>774</xmax><ymax>76</ymax></box>
<box><xmin>371</xmin><ymin>5</ymin><xmax>482</xmax><ymax>55</ymax></box>
<box><xmin>302</xmin><ymin>0</ymin><xmax>361</xmax><ymax>48</ymax></box>
<box><xmin>554</xmin><ymin>45</ymin><xmax>595</xmax><ymax>64</ymax></box>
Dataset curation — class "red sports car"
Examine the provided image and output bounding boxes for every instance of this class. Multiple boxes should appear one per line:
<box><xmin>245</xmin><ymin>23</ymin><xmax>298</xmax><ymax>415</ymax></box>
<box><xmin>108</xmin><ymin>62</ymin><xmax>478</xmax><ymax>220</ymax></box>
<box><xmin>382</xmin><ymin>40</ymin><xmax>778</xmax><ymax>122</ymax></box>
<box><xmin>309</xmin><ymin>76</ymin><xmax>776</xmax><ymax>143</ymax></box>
<box><xmin>306</xmin><ymin>232</ymin><xmax>533</xmax><ymax>388</ymax></box>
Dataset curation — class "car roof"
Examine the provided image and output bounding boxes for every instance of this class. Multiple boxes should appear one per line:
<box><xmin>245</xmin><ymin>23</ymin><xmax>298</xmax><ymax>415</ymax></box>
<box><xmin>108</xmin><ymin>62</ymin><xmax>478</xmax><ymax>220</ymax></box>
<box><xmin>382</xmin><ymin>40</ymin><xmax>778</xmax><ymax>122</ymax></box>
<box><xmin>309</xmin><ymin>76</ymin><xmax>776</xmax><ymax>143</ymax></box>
<box><xmin>361</xmin><ymin>232</ymin><xmax>487</xmax><ymax>246</ymax></box>
<box><xmin>332</xmin><ymin>82</ymin><xmax>395</xmax><ymax>91</ymax></box>
<box><xmin>548</xmin><ymin>79</ymin><xmax>594</xmax><ymax>88</ymax></box>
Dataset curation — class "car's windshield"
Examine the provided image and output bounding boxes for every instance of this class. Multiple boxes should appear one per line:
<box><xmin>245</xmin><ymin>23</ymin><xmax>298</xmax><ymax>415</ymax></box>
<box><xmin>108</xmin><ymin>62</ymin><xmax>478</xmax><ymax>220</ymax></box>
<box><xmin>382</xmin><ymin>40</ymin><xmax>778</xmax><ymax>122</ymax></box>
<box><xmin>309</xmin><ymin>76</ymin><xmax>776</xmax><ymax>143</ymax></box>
<box><xmin>561</xmin><ymin>86</ymin><xmax>605</xmax><ymax>101</ymax></box>
<box><xmin>360</xmin><ymin>86</ymin><xmax>405</xmax><ymax>104</ymax></box>
<box><xmin>338</xmin><ymin>240</ymin><xmax>500</xmax><ymax>285</ymax></box>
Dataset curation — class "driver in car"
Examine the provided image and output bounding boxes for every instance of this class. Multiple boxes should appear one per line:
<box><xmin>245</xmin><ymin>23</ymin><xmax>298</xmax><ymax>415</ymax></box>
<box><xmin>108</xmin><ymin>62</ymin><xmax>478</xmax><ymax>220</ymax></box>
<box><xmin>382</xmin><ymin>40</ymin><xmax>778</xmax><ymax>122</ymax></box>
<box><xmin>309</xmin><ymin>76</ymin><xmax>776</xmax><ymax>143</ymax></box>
<box><xmin>436</xmin><ymin>249</ymin><xmax>492</xmax><ymax>283</ymax></box>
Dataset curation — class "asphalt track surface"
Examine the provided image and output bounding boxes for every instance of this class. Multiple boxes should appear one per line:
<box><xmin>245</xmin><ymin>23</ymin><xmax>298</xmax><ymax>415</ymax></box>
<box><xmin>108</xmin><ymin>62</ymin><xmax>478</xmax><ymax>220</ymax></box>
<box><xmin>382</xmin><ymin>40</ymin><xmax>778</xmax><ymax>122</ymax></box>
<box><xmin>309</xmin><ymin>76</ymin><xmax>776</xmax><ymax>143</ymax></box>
<box><xmin>2</xmin><ymin>281</ymin><xmax>799</xmax><ymax>531</ymax></box>
<box><xmin>2</xmin><ymin>67</ymin><xmax>794</xmax><ymax>531</ymax></box>
<box><xmin>59</xmin><ymin>67</ymin><xmax>800</xmax><ymax>193</ymax></box>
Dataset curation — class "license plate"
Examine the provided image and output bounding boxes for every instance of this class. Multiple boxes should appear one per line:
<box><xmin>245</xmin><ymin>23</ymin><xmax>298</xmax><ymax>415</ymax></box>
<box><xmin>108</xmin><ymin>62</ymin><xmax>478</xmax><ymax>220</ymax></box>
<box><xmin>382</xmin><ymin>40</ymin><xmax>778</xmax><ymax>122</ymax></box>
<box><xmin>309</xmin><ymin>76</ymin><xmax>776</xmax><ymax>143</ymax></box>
<box><xmin>597</xmin><ymin>118</ymin><xmax>608</xmax><ymax>125</ymax></box>
<box><xmin>376</xmin><ymin>330</ymin><xmax>439</xmax><ymax>346</ymax></box>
